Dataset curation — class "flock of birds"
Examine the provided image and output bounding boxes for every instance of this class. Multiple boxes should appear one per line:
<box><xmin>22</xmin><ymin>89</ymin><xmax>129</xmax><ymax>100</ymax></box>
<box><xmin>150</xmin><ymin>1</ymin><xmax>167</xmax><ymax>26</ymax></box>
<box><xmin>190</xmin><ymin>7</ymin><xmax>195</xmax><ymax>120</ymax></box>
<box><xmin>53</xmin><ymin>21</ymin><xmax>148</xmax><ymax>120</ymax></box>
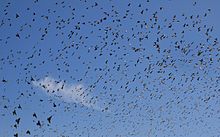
<box><xmin>0</xmin><ymin>0</ymin><xmax>220</xmax><ymax>137</ymax></box>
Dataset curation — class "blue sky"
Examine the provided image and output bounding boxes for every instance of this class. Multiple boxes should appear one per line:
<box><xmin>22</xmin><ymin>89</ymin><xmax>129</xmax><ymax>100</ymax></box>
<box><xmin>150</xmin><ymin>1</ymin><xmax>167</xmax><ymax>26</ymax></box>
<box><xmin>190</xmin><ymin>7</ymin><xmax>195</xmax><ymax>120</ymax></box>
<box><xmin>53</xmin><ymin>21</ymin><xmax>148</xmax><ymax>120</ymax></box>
<box><xmin>0</xmin><ymin>0</ymin><xmax>220</xmax><ymax>137</ymax></box>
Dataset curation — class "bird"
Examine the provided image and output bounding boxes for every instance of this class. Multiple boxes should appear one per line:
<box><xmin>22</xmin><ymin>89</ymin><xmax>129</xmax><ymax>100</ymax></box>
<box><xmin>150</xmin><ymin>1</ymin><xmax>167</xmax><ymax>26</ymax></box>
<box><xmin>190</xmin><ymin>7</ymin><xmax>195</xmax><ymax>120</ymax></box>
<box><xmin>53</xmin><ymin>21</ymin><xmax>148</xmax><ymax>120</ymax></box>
<box><xmin>2</xmin><ymin>78</ymin><xmax>7</xmax><ymax>83</ymax></box>
<box><xmin>0</xmin><ymin>0</ymin><xmax>219</xmax><ymax>137</ymax></box>
<box><xmin>47</xmin><ymin>116</ymin><xmax>52</xmax><ymax>123</ymax></box>
<box><xmin>36</xmin><ymin>120</ymin><xmax>41</xmax><ymax>127</ymax></box>
<box><xmin>26</xmin><ymin>130</ymin><xmax>31</xmax><ymax>135</ymax></box>
<box><xmin>16</xmin><ymin>13</ymin><xmax>19</xmax><ymax>18</ymax></box>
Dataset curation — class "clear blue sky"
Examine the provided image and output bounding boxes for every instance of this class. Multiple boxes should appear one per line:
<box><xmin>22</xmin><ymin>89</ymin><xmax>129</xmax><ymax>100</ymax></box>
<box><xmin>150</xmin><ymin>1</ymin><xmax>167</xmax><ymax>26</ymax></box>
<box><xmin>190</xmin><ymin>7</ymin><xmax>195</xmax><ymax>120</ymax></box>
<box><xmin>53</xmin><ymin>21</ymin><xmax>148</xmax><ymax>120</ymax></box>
<box><xmin>0</xmin><ymin>0</ymin><xmax>220</xmax><ymax>137</ymax></box>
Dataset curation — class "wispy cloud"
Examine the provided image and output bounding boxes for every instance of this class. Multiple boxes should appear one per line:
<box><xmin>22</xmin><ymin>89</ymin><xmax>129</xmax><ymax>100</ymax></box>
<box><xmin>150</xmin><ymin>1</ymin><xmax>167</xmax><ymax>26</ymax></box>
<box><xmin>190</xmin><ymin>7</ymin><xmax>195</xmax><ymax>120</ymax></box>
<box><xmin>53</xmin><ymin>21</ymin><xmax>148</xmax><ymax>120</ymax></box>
<box><xmin>32</xmin><ymin>77</ymin><xmax>101</xmax><ymax>110</ymax></box>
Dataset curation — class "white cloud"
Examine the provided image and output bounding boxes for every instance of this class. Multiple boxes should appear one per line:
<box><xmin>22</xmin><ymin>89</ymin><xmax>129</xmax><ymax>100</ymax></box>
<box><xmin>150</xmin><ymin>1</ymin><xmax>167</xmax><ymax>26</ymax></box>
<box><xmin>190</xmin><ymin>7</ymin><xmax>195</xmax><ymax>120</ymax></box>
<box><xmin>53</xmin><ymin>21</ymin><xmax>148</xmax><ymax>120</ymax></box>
<box><xmin>32</xmin><ymin>77</ymin><xmax>101</xmax><ymax>110</ymax></box>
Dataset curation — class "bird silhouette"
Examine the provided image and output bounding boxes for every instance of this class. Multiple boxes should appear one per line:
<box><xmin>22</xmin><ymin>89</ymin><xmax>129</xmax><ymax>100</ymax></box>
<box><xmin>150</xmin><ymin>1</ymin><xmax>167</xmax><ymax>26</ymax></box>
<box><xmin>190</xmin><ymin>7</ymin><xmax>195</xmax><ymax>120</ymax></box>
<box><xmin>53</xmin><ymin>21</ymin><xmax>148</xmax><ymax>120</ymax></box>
<box><xmin>0</xmin><ymin>0</ymin><xmax>219</xmax><ymax>137</ymax></box>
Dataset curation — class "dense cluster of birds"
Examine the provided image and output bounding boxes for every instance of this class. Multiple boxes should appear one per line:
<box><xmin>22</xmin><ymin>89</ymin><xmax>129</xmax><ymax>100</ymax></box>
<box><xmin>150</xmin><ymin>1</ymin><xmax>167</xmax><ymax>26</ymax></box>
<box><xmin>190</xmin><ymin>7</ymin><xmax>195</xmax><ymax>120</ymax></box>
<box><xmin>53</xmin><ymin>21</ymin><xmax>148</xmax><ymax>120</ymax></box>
<box><xmin>0</xmin><ymin>0</ymin><xmax>220</xmax><ymax>137</ymax></box>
